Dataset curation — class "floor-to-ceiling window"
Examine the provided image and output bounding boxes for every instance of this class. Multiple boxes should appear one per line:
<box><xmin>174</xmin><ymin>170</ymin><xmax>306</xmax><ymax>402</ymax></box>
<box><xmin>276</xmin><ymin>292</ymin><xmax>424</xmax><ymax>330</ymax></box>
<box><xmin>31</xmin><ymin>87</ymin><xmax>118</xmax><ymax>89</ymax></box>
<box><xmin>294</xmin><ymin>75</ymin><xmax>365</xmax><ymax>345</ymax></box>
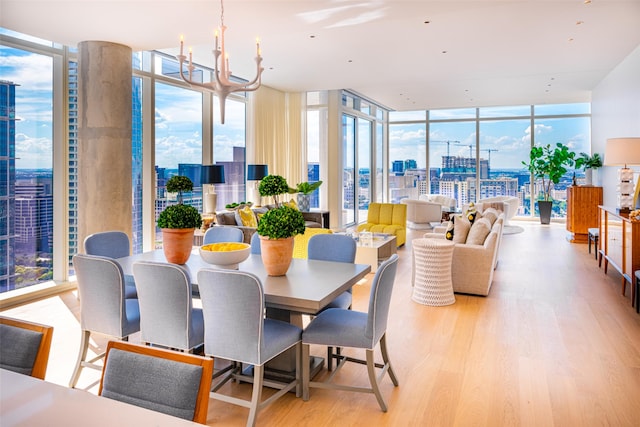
<box><xmin>388</xmin><ymin>104</ymin><xmax>591</xmax><ymax>218</ymax></box>
<box><xmin>0</xmin><ymin>38</ymin><xmax>55</xmax><ymax>293</ymax></box>
<box><xmin>342</xmin><ymin>114</ymin><xmax>356</xmax><ymax>225</ymax></box>
<box><xmin>305</xmin><ymin>91</ymin><xmax>326</xmax><ymax>209</ymax></box>
<box><xmin>213</xmin><ymin>97</ymin><xmax>246</xmax><ymax>208</ymax></box>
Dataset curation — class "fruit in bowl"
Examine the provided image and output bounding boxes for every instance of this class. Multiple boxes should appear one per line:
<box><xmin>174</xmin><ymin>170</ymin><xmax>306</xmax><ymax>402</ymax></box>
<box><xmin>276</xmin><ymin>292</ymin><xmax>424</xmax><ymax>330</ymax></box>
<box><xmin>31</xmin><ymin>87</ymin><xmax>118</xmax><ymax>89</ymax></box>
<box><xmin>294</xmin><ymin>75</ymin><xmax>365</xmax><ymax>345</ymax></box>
<box><xmin>199</xmin><ymin>242</ymin><xmax>251</xmax><ymax>269</ymax></box>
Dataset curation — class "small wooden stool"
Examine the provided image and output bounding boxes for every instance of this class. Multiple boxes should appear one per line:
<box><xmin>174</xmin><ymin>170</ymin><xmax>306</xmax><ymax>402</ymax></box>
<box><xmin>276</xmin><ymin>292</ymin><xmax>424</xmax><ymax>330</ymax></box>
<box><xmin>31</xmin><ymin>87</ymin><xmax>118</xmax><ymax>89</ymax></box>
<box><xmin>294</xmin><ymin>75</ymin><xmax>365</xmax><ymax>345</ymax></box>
<box><xmin>587</xmin><ymin>228</ymin><xmax>599</xmax><ymax>260</ymax></box>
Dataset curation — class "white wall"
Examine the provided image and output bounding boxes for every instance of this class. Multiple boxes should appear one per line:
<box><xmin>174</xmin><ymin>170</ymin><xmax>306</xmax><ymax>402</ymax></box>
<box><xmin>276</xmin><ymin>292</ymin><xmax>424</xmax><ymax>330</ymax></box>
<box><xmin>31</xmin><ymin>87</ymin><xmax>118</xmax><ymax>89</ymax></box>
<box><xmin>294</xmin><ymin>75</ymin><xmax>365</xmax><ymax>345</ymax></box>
<box><xmin>591</xmin><ymin>45</ymin><xmax>640</xmax><ymax>208</ymax></box>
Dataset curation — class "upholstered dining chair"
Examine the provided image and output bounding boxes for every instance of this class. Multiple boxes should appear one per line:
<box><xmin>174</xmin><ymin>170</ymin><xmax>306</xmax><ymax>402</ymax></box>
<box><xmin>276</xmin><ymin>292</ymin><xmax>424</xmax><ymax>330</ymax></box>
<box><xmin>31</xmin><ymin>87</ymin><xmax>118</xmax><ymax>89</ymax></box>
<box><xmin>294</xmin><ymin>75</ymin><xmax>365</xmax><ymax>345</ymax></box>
<box><xmin>132</xmin><ymin>261</ymin><xmax>204</xmax><ymax>353</ymax></box>
<box><xmin>202</xmin><ymin>225</ymin><xmax>244</xmax><ymax>245</ymax></box>
<box><xmin>197</xmin><ymin>268</ymin><xmax>302</xmax><ymax>427</ymax></box>
<box><xmin>69</xmin><ymin>254</ymin><xmax>140</xmax><ymax>388</ymax></box>
<box><xmin>84</xmin><ymin>231</ymin><xmax>137</xmax><ymax>299</ymax></box>
<box><xmin>307</xmin><ymin>233</ymin><xmax>358</xmax><ymax>370</ymax></box>
<box><xmin>0</xmin><ymin>316</ymin><xmax>53</xmax><ymax>379</ymax></box>
<box><xmin>250</xmin><ymin>231</ymin><xmax>261</xmax><ymax>254</ymax></box>
<box><xmin>99</xmin><ymin>341</ymin><xmax>213</xmax><ymax>424</ymax></box>
<box><xmin>301</xmin><ymin>254</ymin><xmax>399</xmax><ymax>412</ymax></box>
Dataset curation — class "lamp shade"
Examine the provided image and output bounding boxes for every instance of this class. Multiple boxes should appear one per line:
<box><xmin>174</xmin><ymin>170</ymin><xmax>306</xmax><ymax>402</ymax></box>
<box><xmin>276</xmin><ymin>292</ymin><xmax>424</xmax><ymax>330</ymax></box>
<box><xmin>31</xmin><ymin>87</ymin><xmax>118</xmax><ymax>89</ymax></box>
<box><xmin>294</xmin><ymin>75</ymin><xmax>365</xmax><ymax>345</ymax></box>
<box><xmin>201</xmin><ymin>164</ymin><xmax>225</xmax><ymax>184</ymax></box>
<box><xmin>604</xmin><ymin>137</ymin><xmax>640</xmax><ymax>166</ymax></box>
<box><xmin>247</xmin><ymin>164</ymin><xmax>268</xmax><ymax>181</ymax></box>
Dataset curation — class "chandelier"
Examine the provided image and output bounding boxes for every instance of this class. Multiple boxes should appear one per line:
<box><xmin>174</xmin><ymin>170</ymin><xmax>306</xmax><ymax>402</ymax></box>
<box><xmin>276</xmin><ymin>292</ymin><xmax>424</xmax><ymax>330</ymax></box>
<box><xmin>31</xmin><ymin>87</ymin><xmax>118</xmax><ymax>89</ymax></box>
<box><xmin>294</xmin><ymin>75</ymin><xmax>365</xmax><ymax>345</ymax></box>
<box><xmin>177</xmin><ymin>0</ymin><xmax>264</xmax><ymax>124</ymax></box>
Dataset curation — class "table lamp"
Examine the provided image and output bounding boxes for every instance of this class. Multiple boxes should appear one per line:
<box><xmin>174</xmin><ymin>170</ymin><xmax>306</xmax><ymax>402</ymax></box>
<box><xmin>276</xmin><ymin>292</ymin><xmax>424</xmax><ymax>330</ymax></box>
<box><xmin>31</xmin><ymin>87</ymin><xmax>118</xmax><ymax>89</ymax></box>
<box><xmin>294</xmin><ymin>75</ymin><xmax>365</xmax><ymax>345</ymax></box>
<box><xmin>201</xmin><ymin>164</ymin><xmax>225</xmax><ymax>214</ymax></box>
<box><xmin>247</xmin><ymin>164</ymin><xmax>268</xmax><ymax>206</ymax></box>
<box><xmin>604</xmin><ymin>137</ymin><xmax>640</xmax><ymax>213</ymax></box>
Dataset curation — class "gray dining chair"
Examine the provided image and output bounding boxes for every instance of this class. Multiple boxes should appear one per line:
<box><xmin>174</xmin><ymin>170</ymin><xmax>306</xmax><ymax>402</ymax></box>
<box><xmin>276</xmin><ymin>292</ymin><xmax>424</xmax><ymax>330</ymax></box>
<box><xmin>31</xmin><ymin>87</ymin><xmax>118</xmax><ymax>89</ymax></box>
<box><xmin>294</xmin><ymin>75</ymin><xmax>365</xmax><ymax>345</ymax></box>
<box><xmin>307</xmin><ymin>233</ymin><xmax>358</xmax><ymax>369</ymax></box>
<box><xmin>202</xmin><ymin>225</ymin><xmax>244</xmax><ymax>245</ymax></box>
<box><xmin>301</xmin><ymin>254</ymin><xmax>399</xmax><ymax>412</ymax></box>
<box><xmin>250</xmin><ymin>231</ymin><xmax>261</xmax><ymax>254</ymax></box>
<box><xmin>197</xmin><ymin>268</ymin><xmax>302</xmax><ymax>427</ymax></box>
<box><xmin>70</xmin><ymin>254</ymin><xmax>140</xmax><ymax>388</ymax></box>
<box><xmin>99</xmin><ymin>340</ymin><xmax>213</xmax><ymax>424</ymax></box>
<box><xmin>84</xmin><ymin>231</ymin><xmax>137</xmax><ymax>299</ymax></box>
<box><xmin>132</xmin><ymin>261</ymin><xmax>204</xmax><ymax>353</ymax></box>
<box><xmin>0</xmin><ymin>316</ymin><xmax>53</xmax><ymax>379</ymax></box>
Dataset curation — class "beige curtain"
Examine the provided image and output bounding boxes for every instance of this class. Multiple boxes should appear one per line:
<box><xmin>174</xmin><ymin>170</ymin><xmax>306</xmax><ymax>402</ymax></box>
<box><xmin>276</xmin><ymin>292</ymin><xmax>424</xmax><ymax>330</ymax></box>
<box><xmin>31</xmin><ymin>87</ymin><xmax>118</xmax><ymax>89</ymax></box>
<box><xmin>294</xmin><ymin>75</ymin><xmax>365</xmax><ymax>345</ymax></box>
<box><xmin>248</xmin><ymin>86</ymin><xmax>305</xmax><ymax>188</ymax></box>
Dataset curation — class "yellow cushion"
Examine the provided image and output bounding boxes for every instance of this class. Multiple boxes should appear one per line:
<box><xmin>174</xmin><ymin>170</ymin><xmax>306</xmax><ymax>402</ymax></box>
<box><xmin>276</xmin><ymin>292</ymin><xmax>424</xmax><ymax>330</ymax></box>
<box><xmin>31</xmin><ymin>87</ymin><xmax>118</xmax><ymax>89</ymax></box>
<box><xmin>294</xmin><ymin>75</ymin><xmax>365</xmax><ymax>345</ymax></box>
<box><xmin>292</xmin><ymin>228</ymin><xmax>332</xmax><ymax>259</ymax></box>
<box><xmin>283</xmin><ymin>198</ymin><xmax>299</xmax><ymax>211</ymax></box>
<box><xmin>238</xmin><ymin>206</ymin><xmax>258</xmax><ymax>228</ymax></box>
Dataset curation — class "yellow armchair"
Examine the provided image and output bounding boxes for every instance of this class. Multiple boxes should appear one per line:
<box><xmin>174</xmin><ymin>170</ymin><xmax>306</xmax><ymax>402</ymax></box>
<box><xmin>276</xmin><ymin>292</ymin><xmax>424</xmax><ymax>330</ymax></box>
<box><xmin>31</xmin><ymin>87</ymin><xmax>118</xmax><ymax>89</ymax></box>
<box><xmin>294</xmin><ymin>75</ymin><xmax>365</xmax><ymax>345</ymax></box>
<box><xmin>293</xmin><ymin>228</ymin><xmax>333</xmax><ymax>259</ymax></box>
<box><xmin>357</xmin><ymin>203</ymin><xmax>406</xmax><ymax>247</ymax></box>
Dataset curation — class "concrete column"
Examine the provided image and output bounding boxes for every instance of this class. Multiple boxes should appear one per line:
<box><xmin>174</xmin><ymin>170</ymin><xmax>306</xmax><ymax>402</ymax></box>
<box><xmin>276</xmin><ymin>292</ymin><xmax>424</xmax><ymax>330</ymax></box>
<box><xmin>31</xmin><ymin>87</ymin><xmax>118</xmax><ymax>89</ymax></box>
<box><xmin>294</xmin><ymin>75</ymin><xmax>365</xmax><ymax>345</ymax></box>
<box><xmin>77</xmin><ymin>41</ymin><xmax>132</xmax><ymax>250</ymax></box>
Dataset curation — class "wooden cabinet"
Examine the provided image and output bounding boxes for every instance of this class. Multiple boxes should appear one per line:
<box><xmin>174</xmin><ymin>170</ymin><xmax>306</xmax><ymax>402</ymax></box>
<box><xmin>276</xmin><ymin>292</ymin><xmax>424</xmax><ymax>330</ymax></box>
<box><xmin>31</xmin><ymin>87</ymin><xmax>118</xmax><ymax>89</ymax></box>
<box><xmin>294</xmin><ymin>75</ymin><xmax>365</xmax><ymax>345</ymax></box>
<box><xmin>599</xmin><ymin>206</ymin><xmax>640</xmax><ymax>307</ymax></box>
<box><xmin>566</xmin><ymin>186</ymin><xmax>603</xmax><ymax>242</ymax></box>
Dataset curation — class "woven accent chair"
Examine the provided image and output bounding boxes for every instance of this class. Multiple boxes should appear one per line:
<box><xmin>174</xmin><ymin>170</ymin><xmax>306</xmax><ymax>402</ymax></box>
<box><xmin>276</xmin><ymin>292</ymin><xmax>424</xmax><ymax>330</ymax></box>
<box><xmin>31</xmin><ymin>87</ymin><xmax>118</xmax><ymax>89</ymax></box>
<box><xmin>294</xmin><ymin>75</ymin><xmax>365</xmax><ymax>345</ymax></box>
<box><xmin>70</xmin><ymin>254</ymin><xmax>140</xmax><ymax>388</ymax></box>
<box><xmin>197</xmin><ymin>269</ymin><xmax>302</xmax><ymax>427</ymax></box>
<box><xmin>250</xmin><ymin>231</ymin><xmax>261</xmax><ymax>254</ymax></box>
<box><xmin>132</xmin><ymin>261</ymin><xmax>204</xmax><ymax>352</ymax></box>
<box><xmin>302</xmin><ymin>254</ymin><xmax>399</xmax><ymax>412</ymax></box>
<box><xmin>0</xmin><ymin>316</ymin><xmax>53</xmax><ymax>379</ymax></box>
<box><xmin>203</xmin><ymin>225</ymin><xmax>244</xmax><ymax>245</ymax></box>
<box><xmin>99</xmin><ymin>341</ymin><xmax>213</xmax><ymax>424</ymax></box>
<box><xmin>84</xmin><ymin>231</ymin><xmax>137</xmax><ymax>299</ymax></box>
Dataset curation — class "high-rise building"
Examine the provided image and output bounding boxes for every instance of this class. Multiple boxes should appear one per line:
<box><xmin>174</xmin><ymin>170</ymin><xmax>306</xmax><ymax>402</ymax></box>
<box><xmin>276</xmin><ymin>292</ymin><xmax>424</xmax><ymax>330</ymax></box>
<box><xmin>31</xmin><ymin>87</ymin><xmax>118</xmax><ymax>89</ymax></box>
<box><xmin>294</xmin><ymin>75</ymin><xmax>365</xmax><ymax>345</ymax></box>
<box><xmin>0</xmin><ymin>80</ymin><xmax>17</xmax><ymax>291</ymax></box>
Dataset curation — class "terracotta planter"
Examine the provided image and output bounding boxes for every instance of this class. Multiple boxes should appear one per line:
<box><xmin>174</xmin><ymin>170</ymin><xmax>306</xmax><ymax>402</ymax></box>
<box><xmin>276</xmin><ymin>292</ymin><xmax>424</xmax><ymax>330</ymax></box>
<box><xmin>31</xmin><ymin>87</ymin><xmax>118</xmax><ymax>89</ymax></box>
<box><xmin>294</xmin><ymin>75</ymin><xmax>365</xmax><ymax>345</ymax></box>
<box><xmin>259</xmin><ymin>236</ymin><xmax>294</xmax><ymax>276</ymax></box>
<box><xmin>162</xmin><ymin>228</ymin><xmax>195</xmax><ymax>264</ymax></box>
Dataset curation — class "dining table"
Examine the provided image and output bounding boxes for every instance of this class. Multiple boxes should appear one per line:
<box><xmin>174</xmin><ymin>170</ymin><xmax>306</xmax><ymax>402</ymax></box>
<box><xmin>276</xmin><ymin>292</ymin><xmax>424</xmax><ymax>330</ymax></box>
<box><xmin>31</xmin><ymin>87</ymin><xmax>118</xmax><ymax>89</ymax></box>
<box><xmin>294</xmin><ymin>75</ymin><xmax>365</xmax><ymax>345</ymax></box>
<box><xmin>0</xmin><ymin>368</ymin><xmax>201</xmax><ymax>426</ymax></box>
<box><xmin>116</xmin><ymin>249</ymin><xmax>371</xmax><ymax>379</ymax></box>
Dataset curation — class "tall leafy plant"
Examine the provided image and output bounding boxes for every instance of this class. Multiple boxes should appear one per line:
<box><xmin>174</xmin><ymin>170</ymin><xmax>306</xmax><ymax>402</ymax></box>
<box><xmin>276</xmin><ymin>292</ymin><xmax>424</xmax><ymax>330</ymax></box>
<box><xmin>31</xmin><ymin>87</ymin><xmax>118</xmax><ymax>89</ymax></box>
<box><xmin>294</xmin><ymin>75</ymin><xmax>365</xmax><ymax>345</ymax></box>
<box><xmin>522</xmin><ymin>143</ymin><xmax>577</xmax><ymax>201</ymax></box>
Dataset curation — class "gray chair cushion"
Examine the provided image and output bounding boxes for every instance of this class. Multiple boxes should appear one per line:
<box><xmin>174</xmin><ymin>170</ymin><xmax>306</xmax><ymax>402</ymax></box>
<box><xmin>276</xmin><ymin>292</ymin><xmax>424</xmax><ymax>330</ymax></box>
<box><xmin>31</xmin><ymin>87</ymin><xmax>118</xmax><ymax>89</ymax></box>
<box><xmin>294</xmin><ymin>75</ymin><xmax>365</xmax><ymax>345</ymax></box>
<box><xmin>101</xmin><ymin>348</ymin><xmax>203</xmax><ymax>421</ymax></box>
<box><xmin>0</xmin><ymin>324</ymin><xmax>43</xmax><ymax>375</ymax></box>
<box><xmin>302</xmin><ymin>309</ymin><xmax>370</xmax><ymax>348</ymax></box>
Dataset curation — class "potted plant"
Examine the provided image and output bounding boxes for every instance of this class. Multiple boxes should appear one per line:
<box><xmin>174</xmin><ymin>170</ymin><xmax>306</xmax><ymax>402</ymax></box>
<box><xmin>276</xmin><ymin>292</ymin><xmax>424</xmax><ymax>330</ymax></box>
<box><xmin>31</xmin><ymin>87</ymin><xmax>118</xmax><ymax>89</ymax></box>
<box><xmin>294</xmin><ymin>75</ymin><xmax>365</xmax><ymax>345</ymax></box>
<box><xmin>158</xmin><ymin>176</ymin><xmax>202</xmax><ymax>264</ymax></box>
<box><xmin>291</xmin><ymin>181</ymin><xmax>322</xmax><ymax>212</ymax></box>
<box><xmin>257</xmin><ymin>175</ymin><xmax>306</xmax><ymax>275</ymax></box>
<box><xmin>574</xmin><ymin>152</ymin><xmax>603</xmax><ymax>186</ymax></box>
<box><xmin>522</xmin><ymin>143</ymin><xmax>577</xmax><ymax>224</ymax></box>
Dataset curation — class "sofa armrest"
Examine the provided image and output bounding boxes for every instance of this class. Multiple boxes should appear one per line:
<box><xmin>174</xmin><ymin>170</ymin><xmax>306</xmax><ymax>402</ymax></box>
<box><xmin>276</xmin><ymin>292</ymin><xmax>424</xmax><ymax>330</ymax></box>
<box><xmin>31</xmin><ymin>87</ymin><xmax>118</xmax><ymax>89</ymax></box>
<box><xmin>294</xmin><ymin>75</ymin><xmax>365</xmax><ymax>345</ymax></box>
<box><xmin>301</xmin><ymin>211</ymin><xmax>326</xmax><ymax>228</ymax></box>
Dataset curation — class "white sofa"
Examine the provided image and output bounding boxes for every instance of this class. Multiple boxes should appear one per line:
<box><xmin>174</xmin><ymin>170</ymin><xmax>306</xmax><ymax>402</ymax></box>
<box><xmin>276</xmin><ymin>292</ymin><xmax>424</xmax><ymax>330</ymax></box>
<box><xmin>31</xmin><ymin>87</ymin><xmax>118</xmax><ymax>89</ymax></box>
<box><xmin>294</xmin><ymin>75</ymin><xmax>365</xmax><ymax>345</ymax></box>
<box><xmin>421</xmin><ymin>211</ymin><xmax>504</xmax><ymax>296</ymax></box>
<box><xmin>477</xmin><ymin>196</ymin><xmax>519</xmax><ymax>225</ymax></box>
<box><xmin>419</xmin><ymin>194</ymin><xmax>457</xmax><ymax>211</ymax></box>
<box><xmin>400</xmin><ymin>198</ymin><xmax>442</xmax><ymax>230</ymax></box>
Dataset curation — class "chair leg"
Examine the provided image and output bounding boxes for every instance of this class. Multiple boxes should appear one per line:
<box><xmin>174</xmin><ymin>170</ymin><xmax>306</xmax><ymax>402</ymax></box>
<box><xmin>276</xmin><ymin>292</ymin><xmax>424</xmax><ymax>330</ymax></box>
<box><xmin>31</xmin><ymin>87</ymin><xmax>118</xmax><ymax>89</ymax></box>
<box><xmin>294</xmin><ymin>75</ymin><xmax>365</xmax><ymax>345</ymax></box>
<box><xmin>69</xmin><ymin>330</ymin><xmax>90</xmax><ymax>388</ymax></box>
<box><xmin>295</xmin><ymin>343</ymin><xmax>302</xmax><ymax>398</ymax></box>
<box><xmin>302</xmin><ymin>343</ymin><xmax>311</xmax><ymax>401</ymax></box>
<box><xmin>366</xmin><ymin>349</ymin><xmax>388</xmax><ymax>412</ymax></box>
<box><xmin>380</xmin><ymin>334</ymin><xmax>399</xmax><ymax>386</ymax></box>
<box><xmin>247</xmin><ymin>364</ymin><xmax>264</xmax><ymax>427</ymax></box>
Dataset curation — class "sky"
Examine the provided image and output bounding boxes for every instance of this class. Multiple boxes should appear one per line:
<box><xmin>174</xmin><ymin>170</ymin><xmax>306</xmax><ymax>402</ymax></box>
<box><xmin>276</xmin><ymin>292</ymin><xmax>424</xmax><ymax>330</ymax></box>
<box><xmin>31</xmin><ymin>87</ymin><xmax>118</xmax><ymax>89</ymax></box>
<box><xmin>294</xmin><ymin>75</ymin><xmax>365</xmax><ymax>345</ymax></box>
<box><xmin>2</xmin><ymin>42</ymin><xmax>591</xmax><ymax>173</ymax></box>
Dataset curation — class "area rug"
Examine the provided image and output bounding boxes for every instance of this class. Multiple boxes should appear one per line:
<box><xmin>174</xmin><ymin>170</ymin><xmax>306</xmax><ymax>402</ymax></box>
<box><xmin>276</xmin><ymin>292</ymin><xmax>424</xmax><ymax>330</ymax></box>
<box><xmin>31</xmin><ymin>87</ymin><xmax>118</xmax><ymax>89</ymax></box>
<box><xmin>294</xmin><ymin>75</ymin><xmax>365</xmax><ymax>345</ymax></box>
<box><xmin>502</xmin><ymin>225</ymin><xmax>525</xmax><ymax>235</ymax></box>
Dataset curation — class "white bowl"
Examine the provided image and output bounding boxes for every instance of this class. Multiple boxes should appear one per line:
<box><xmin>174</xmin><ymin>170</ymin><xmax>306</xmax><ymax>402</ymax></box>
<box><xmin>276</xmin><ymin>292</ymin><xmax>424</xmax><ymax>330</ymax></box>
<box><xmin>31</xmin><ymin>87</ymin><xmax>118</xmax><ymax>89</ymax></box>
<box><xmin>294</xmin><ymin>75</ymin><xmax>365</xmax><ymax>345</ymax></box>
<box><xmin>199</xmin><ymin>242</ymin><xmax>251</xmax><ymax>269</ymax></box>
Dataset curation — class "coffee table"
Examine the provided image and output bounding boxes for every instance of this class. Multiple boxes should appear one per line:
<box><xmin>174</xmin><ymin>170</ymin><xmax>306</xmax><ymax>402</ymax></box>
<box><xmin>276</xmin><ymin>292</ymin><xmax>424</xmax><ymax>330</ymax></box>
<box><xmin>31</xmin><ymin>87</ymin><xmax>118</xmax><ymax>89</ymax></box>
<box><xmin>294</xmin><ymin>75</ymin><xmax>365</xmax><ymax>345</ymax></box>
<box><xmin>354</xmin><ymin>234</ymin><xmax>397</xmax><ymax>273</ymax></box>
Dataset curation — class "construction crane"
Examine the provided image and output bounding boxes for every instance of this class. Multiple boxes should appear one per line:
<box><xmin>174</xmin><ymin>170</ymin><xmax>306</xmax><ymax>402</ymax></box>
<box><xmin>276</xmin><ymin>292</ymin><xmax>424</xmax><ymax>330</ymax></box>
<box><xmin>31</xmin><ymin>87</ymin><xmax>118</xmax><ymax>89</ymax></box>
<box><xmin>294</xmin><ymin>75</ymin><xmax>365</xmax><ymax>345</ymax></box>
<box><xmin>430</xmin><ymin>140</ymin><xmax>460</xmax><ymax>157</ymax></box>
<box><xmin>480</xmin><ymin>148</ymin><xmax>500</xmax><ymax>174</ymax></box>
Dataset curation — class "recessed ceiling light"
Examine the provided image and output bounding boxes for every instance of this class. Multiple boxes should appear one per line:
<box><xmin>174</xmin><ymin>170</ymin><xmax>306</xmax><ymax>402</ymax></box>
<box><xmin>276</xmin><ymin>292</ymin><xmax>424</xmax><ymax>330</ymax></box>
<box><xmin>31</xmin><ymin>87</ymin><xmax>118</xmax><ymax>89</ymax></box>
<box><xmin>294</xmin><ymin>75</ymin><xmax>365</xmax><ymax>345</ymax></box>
<box><xmin>348</xmin><ymin>59</ymin><xmax>353</xmax><ymax>63</ymax></box>
<box><xmin>584</xmin><ymin>0</ymin><xmax>591</xmax><ymax>4</ymax></box>
<box><xmin>576</xmin><ymin>20</ymin><xmax>584</xmax><ymax>25</ymax></box>
<box><xmin>424</xmin><ymin>20</ymin><xmax>431</xmax><ymax>24</ymax></box>
<box><xmin>568</xmin><ymin>37</ymin><xmax>574</xmax><ymax>42</ymax></box>
<box><xmin>442</xmin><ymin>50</ymin><xmax>448</xmax><ymax>54</ymax></box>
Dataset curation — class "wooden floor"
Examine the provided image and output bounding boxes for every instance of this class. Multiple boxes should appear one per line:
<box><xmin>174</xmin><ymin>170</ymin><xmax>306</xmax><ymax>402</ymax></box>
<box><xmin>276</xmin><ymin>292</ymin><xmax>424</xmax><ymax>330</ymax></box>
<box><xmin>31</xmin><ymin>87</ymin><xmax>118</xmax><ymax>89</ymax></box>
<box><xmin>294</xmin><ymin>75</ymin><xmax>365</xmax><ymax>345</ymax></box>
<box><xmin>3</xmin><ymin>222</ymin><xmax>640</xmax><ymax>426</ymax></box>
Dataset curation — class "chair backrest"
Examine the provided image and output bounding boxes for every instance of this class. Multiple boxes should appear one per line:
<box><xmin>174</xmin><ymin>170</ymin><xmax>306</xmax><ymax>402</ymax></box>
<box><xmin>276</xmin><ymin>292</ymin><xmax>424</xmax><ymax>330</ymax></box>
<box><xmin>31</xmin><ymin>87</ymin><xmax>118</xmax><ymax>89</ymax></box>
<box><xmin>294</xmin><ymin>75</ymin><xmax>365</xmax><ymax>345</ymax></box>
<box><xmin>72</xmin><ymin>254</ymin><xmax>139</xmax><ymax>338</ymax></box>
<box><xmin>365</xmin><ymin>254</ymin><xmax>399</xmax><ymax>345</ymax></box>
<box><xmin>308</xmin><ymin>233</ymin><xmax>356</xmax><ymax>263</ymax></box>
<box><xmin>99</xmin><ymin>341</ymin><xmax>213</xmax><ymax>424</ymax></box>
<box><xmin>132</xmin><ymin>261</ymin><xmax>200</xmax><ymax>351</ymax></box>
<box><xmin>366</xmin><ymin>203</ymin><xmax>406</xmax><ymax>226</ymax></box>
<box><xmin>203</xmin><ymin>226</ymin><xmax>244</xmax><ymax>245</ymax></box>
<box><xmin>0</xmin><ymin>316</ymin><xmax>53</xmax><ymax>379</ymax></box>
<box><xmin>250</xmin><ymin>231</ymin><xmax>261</xmax><ymax>254</ymax></box>
<box><xmin>197</xmin><ymin>269</ymin><xmax>265</xmax><ymax>365</ymax></box>
<box><xmin>84</xmin><ymin>231</ymin><xmax>130</xmax><ymax>258</ymax></box>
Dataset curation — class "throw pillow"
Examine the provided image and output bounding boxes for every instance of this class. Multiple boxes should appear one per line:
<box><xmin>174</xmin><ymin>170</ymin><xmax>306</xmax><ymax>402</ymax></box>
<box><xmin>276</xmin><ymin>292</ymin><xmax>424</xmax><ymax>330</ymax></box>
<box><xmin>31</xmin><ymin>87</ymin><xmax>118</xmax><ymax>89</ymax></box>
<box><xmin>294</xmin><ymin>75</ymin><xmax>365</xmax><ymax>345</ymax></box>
<box><xmin>465</xmin><ymin>202</ymin><xmax>477</xmax><ymax>225</ymax></box>
<box><xmin>481</xmin><ymin>209</ymin><xmax>498</xmax><ymax>225</ymax></box>
<box><xmin>445</xmin><ymin>216</ymin><xmax>455</xmax><ymax>240</ymax></box>
<box><xmin>236</xmin><ymin>205</ymin><xmax>258</xmax><ymax>228</ymax></box>
<box><xmin>452</xmin><ymin>215</ymin><xmax>471</xmax><ymax>243</ymax></box>
<box><xmin>284</xmin><ymin>198</ymin><xmax>299</xmax><ymax>210</ymax></box>
<box><xmin>466</xmin><ymin>218</ymin><xmax>492</xmax><ymax>245</ymax></box>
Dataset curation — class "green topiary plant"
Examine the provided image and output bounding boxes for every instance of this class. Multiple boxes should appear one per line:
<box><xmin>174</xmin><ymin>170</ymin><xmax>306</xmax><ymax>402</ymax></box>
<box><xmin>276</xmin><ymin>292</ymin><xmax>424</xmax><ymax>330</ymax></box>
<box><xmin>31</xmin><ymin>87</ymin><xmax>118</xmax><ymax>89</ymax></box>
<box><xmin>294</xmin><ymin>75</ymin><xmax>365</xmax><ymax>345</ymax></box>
<box><xmin>166</xmin><ymin>175</ymin><xmax>194</xmax><ymax>203</ymax></box>
<box><xmin>256</xmin><ymin>205</ymin><xmax>306</xmax><ymax>239</ymax></box>
<box><xmin>258</xmin><ymin>174</ymin><xmax>291</xmax><ymax>206</ymax></box>
<box><xmin>157</xmin><ymin>203</ymin><xmax>202</xmax><ymax>229</ymax></box>
<box><xmin>522</xmin><ymin>142</ymin><xmax>577</xmax><ymax>201</ymax></box>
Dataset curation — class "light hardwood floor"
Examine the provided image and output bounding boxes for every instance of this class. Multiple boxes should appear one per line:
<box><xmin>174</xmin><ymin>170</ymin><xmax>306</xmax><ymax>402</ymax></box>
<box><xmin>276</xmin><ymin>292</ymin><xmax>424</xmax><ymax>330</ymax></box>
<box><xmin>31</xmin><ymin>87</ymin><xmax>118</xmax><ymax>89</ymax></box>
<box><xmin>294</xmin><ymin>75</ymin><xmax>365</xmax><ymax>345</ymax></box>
<box><xmin>3</xmin><ymin>221</ymin><xmax>640</xmax><ymax>426</ymax></box>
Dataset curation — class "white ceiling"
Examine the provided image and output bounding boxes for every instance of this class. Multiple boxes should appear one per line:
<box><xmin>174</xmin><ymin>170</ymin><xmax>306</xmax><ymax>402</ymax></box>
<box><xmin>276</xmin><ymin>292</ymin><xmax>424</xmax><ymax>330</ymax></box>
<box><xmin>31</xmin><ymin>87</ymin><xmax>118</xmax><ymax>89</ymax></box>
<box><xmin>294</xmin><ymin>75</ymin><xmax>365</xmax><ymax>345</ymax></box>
<box><xmin>2</xmin><ymin>0</ymin><xmax>639</xmax><ymax>111</ymax></box>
